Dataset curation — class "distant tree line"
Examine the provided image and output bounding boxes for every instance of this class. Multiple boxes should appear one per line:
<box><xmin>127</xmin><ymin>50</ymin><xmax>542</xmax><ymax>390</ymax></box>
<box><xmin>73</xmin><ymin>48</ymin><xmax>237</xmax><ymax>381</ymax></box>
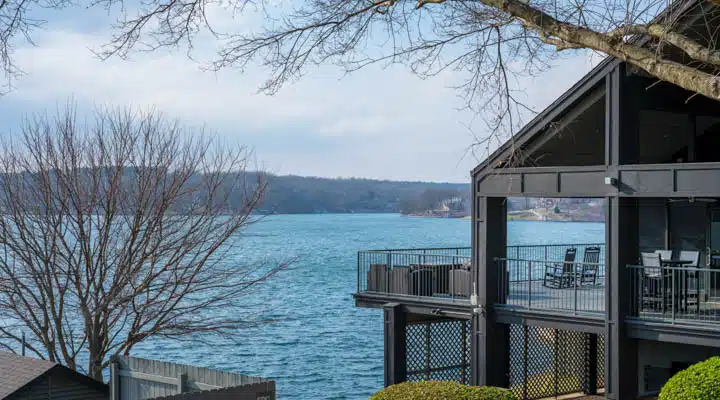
<box><xmin>257</xmin><ymin>175</ymin><xmax>469</xmax><ymax>214</ymax></box>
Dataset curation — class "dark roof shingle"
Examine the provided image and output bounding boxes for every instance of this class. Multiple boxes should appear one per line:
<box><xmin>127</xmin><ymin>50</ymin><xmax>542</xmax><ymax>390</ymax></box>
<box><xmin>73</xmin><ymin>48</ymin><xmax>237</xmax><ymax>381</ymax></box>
<box><xmin>0</xmin><ymin>352</ymin><xmax>56</xmax><ymax>398</ymax></box>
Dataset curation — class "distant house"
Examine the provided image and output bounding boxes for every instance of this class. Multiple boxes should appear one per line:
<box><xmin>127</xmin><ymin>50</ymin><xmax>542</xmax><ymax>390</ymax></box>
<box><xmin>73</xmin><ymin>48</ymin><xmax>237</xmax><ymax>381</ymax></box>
<box><xmin>0</xmin><ymin>352</ymin><xmax>108</xmax><ymax>400</ymax></box>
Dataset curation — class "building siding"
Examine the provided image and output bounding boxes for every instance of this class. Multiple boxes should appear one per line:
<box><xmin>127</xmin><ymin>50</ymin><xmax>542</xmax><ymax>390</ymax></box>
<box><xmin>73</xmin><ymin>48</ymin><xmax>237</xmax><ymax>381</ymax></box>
<box><xmin>7</xmin><ymin>369</ymin><xmax>108</xmax><ymax>400</ymax></box>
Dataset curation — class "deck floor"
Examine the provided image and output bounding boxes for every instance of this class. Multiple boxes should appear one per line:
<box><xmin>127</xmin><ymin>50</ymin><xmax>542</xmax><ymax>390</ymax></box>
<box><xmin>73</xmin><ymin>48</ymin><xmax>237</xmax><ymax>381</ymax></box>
<box><xmin>499</xmin><ymin>280</ymin><xmax>720</xmax><ymax>321</ymax></box>
<box><xmin>503</xmin><ymin>281</ymin><xmax>606</xmax><ymax>313</ymax></box>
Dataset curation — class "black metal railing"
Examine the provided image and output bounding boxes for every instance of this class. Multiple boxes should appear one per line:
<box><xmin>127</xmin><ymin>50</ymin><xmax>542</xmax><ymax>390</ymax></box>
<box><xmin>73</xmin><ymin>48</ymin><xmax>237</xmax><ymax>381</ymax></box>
<box><xmin>357</xmin><ymin>248</ymin><xmax>471</xmax><ymax>301</ymax></box>
<box><xmin>496</xmin><ymin>257</ymin><xmax>605</xmax><ymax>313</ymax></box>
<box><xmin>506</xmin><ymin>243</ymin><xmax>606</xmax><ymax>267</ymax></box>
<box><xmin>629</xmin><ymin>265</ymin><xmax>720</xmax><ymax>324</ymax></box>
<box><xmin>356</xmin><ymin>244</ymin><xmax>606</xmax><ymax>306</ymax></box>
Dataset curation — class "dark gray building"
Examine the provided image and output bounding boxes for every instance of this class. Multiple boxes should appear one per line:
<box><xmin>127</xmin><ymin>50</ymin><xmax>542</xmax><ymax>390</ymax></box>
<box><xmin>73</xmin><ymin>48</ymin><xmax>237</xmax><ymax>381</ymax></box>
<box><xmin>0</xmin><ymin>352</ymin><xmax>108</xmax><ymax>400</ymax></box>
<box><xmin>354</xmin><ymin>1</ymin><xmax>720</xmax><ymax>399</ymax></box>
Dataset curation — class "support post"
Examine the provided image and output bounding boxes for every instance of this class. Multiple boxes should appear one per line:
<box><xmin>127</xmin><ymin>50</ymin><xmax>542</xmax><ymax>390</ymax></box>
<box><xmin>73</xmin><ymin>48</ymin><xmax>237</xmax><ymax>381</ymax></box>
<box><xmin>604</xmin><ymin>63</ymin><xmax>639</xmax><ymax>400</ymax></box>
<box><xmin>177</xmin><ymin>372</ymin><xmax>187</xmax><ymax>394</ymax></box>
<box><xmin>473</xmin><ymin>195</ymin><xmax>509</xmax><ymax>387</ymax></box>
<box><xmin>605</xmin><ymin>197</ymin><xmax>639</xmax><ymax>399</ymax></box>
<box><xmin>110</xmin><ymin>359</ymin><xmax>120</xmax><ymax>400</ymax></box>
<box><xmin>383</xmin><ymin>303</ymin><xmax>406</xmax><ymax>386</ymax></box>
<box><xmin>582</xmin><ymin>333</ymin><xmax>598</xmax><ymax>395</ymax></box>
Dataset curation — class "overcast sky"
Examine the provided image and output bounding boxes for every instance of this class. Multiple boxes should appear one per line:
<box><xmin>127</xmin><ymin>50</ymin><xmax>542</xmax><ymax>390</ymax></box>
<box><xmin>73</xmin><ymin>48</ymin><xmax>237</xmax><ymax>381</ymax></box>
<box><xmin>0</xmin><ymin>8</ymin><xmax>603</xmax><ymax>183</ymax></box>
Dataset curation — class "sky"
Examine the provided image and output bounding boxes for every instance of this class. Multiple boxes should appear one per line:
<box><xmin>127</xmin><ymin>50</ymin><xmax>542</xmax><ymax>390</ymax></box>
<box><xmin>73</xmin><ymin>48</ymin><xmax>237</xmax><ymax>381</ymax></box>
<box><xmin>0</xmin><ymin>6</ymin><xmax>603</xmax><ymax>183</ymax></box>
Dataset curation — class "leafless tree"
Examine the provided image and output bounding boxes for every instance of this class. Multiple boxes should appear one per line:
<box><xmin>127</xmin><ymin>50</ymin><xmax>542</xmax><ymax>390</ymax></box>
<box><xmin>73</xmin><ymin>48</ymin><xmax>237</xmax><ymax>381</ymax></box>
<box><xmin>0</xmin><ymin>105</ymin><xmax>280</xmax><ymax>380</ymax></box>
<box><xmin>4</xmin><ymin>0</ymin><xmax>720</xmax><ymax>148</ymax></box>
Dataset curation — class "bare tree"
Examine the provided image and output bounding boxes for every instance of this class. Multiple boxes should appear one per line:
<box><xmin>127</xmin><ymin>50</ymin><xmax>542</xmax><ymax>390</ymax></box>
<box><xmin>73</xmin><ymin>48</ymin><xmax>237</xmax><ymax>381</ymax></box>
<box><xmin>0</xmin><ymin>105</ymin><xmax>280</xmax><ymax>380</ymax></box>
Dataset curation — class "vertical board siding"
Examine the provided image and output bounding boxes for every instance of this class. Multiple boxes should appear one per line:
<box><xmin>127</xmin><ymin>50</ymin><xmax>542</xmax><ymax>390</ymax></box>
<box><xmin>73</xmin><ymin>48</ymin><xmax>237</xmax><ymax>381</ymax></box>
<box><xmin>114</xmin><ymin>356</ymin><xmax>273</xmax><ymax>400</ymax></box>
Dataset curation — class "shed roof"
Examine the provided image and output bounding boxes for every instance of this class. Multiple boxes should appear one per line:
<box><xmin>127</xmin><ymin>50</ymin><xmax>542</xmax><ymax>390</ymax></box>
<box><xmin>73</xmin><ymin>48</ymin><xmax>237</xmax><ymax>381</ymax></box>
<box><xmin>0</xmin><ymin>352</ymin><xmax>56</xmax><ymax>398</ymax></box>
<box><xmin>0</xmin><ymin>351</ymin><xmax>108</xmax><ymax>398</ymax></box>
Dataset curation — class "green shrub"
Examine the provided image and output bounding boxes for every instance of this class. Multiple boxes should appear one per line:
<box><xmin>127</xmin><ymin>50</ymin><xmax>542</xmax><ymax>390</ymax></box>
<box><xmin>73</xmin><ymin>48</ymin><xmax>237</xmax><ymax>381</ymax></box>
<box><xmin>370</xmin><ymin>381</ymin><xmax>516</xmax><ymax>400</ymax></box>
<box><xmin>659</xmin><ymin>357</ymin><xmax>720</xmax><ymax>400</ymax></box>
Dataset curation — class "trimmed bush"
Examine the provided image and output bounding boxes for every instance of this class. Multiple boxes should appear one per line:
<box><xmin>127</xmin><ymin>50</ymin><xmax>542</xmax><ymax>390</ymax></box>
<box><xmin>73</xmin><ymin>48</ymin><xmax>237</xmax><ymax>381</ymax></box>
<box><xmin>370</xmin><ymin>381</ymin><xmax>516</xmax><ymax>400</ymax></box>
<box><xmin>659</xmin><ymin>357</ymin><xmax>720</xmax><ymax>400</ymax></box>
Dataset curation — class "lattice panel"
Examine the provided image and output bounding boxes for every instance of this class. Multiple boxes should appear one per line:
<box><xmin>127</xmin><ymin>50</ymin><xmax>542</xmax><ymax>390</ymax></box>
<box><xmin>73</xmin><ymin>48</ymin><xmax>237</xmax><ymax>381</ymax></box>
<box><xmin>509</xmin><ymin>325</ymin><xmax>605</xmax><ymax>400</ymax></box>
<box><xmin>597</xmin><ymin>334</ymin><xmax>606</xmax><ymax>389</ymax></box>
<box><xmin>405</xmin><ymin>319</ymin><xmax>471</xmax><ymax>384</ymax></box>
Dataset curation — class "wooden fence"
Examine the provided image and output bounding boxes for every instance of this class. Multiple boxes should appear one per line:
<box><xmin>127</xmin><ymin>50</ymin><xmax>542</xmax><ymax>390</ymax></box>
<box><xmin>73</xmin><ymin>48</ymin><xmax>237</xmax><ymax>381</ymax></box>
<box><xmin>109</xmin><ymin>356</ymin><xmax>275</xmax><ymax>400</ymax></box>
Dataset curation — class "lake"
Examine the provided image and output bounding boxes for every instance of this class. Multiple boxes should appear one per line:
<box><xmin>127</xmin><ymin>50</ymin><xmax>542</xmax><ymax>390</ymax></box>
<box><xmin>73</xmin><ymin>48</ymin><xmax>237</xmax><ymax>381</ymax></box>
<box><xmin>132</xmin><ymin>214</ymin><xmax>604</xmax><ymax>399</ymax></box>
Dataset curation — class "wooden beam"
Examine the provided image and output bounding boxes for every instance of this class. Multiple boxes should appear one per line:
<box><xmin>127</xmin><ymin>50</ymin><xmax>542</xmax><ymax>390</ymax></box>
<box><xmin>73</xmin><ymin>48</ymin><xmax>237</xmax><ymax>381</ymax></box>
<box><xmin>118</xmin><ymin>370</ymin><xmax>180</xmax><ymax>386</ymax></box>
<box><xmin>476</xmin><ymin>166</ymin><xmax>613</xmax><ymax>197</ymax></box>
<box><xmin>618</xmin><ymin>163</ymin><xmax>720</xmax><ymax>197</ymax></box>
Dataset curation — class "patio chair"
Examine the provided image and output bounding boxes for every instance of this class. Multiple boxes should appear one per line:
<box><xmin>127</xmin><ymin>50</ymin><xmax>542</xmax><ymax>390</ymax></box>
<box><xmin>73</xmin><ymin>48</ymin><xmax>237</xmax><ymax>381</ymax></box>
<box><xmin>389</xmin><ymin>266</ymin><xmax>411</xmax><ymax>295</ymax></box>
<box><xmin>543</xmin><ymin>248</ymin><xmax>577</xmax><ymax>289</ymax></box>
<box><xmin>679</xmin><ymin>250</ymin><xmax>701</xmax><ymax>305</ymax></box>
<box><xmin>639</xmin><ymin>252</ymin><xmax>666</xmax><ymax>311</ymax></box>
<box><xmin>411</xmin><ymin>267</ymin><xmax>434</xmax><ymax>296</ymax></box>
<box><xmin>655</xmin><ymin>250</ymin><xmax>673</xmax><ymax>263</ymax></box>
<box><xmin>449</xmin><ymin>269</ymin><xmax>471</xmax><ymax>297</ymax></box>
<box><xmin>579</xmin><ymin>247</ymin><xmax>602</xmax><ymax>286</ymax></box>
<box><xmin>367</xmin><ymin>264</ymin><xmax>388</xmax><ymax>292</ymax></box>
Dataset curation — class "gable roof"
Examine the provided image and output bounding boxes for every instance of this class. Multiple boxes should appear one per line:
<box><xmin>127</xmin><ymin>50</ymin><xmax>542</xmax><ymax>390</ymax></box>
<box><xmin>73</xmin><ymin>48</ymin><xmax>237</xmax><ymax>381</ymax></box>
<box><xmin>470</xmin><ymin>57</ymin><xmax>618</xmax><ymax>177</ymax></box>
<box><xmin>0</xmin><ymin>352</ymin><xmax>56</xmax><ymax>398</ymax></box>
<box><xmin>471</xmin><ymin>0</ymin><xmax>711</xmax><ymax>178</ymax></box>
<box><xmin>0</xmin><ymin>352</ymin><xmax>108</xmax><ymax>398</ymax></box>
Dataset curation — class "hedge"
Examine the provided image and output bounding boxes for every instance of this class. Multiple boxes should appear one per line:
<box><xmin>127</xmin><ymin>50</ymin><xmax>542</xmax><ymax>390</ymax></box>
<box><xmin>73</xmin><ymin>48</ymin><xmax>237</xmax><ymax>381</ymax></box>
<box><xmin>370</xmin><ymin>381</ymin><xmax>516</xmax><ymax>400</ymax></box>
<box><xmin>659</xmin><ymin>357</ymin><xmax>720</xmax><ymax>400</ymax></box>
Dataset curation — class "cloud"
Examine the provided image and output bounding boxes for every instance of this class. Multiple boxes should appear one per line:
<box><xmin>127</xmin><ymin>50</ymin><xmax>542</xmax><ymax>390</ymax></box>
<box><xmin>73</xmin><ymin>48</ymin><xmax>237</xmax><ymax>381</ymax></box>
<box><xmin>1</xmin><ymin>19</ymin><xmax>601</xmax><ymax>182</ymax></box>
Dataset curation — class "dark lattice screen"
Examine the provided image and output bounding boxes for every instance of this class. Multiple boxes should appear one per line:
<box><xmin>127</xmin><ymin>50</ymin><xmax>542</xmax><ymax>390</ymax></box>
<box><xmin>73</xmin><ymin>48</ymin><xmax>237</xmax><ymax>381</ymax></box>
<box><xmin>509</xmin><ymin>325</ymin><xmax>605</xmax><ymax>400</ymax></box>
<box><xmin>405</xmin><ymin>319</ymin><xmax>471</xmax><ymax>384</ymax></box>
<box><xmin>597</xmin><ymin>333</ymin><xmax>606</xmax><ymax>389</ymax></box>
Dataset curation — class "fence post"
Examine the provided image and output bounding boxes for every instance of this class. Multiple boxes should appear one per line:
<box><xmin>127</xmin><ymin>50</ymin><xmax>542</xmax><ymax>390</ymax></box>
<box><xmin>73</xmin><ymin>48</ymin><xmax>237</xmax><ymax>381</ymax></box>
<box><xmin>574</xmin><ymin>264</ymin><xmax>579</xmax><ymax>314</ymax></box>
<box><xmin>671</xmin><ymin>269</ymin><xmax>676</xmax><ymax>322</ymax></box>
<box><xmin>386</xmin><ymin>253</ymin><xmax>392</xmax><ymax>293</ymax></box>
<box><xmin>110</xmin><ymin>359</ymin><xmax>120</xmax><ymax>400</ymax></box>
<box><xmin>177</xmin><ymin>372</ymin><xmax>186</xmax><ymax>394</ymax></box>
<box><xmin>528</xmin><ymin>261</ymin><xmax>532</xmax><ymax>309</ymax></box>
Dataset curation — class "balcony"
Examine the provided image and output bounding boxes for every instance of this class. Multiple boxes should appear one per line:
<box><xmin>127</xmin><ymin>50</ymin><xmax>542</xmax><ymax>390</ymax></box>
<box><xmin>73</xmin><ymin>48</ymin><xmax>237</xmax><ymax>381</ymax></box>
<box><xmin>355</xmin><ymin>244</ymin><xmax>608</xmax><ymax>315</ymax></box>
<box><xmin>356</xmin><ymin>247</ymin><xmax>472</xmax><ymax>309</ymax></box>
<box><xmin>496</xmin><ymin>244</ymin><xmax>606</xmax><ymax>316</ymax></box>
<box><xmin>629</xmin><ymin>264</ymin><xmax>720</xmax><ymax>324</ymax></box>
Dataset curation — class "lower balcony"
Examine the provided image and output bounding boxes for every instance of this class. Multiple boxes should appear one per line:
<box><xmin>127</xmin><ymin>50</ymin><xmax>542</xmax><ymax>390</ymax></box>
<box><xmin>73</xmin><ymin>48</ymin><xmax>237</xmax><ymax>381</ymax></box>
<box><xmin>355</xmin><ymin>247</ymin><xmax>473</xmax><ymax>312</ymax></box>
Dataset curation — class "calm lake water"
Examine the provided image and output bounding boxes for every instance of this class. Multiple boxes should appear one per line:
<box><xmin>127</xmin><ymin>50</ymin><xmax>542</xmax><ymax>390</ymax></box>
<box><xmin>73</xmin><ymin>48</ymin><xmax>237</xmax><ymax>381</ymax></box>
<box><xmin>132</xmin><ymin>214</ymin><xmax>604</xmax><ymax>399</ymax></box>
